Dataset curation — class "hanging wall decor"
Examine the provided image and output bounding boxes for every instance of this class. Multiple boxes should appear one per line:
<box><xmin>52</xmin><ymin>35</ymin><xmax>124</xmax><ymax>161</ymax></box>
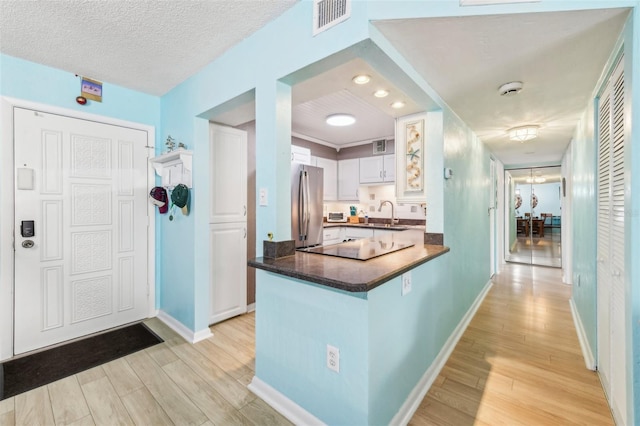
<box><xmin>405</xmin><ymin>119</ymin><xmax>424</xmax><ymax>192</ymax></box>
<box><xmin>81</xmin><ymin>77</ymin><xmax>103</xmax><ymax>102</ymax></box>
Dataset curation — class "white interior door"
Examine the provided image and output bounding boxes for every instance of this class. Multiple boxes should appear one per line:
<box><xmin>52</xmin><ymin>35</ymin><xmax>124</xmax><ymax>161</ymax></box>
<box><xmin>209</xmin><ymin>123</ymin><xmax>247</xmax><ymax>325</ymax></box>
<box><xmin>14</xmin><ymin>107</ymin><xmax>150</xmax><ymax>355</ymax></box>
<box><xmin>596</xmin><ymin>57</ymin><xmax>626</xmax><ymax>424</ymax></box>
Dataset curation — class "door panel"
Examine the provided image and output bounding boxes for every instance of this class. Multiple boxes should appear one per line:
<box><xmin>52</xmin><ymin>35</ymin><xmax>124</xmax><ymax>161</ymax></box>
<box><xmin>209</xmin><ymin>124</ymin><xmax>247</xmax><ymax>224</ymax></box>
<box><xmin>14</xmin><ymin>108</ymin><xmax>149</xmax><ymax>354</ymax></box>
<box><xmin>209</xmin><ymin>222</ymin><xmax>247</xmax><ymax>324</ymax></box>
<box><xmin>505</xmin><ymin>167</ymin><xmax>562</xmax><ymax>267</ymax></box>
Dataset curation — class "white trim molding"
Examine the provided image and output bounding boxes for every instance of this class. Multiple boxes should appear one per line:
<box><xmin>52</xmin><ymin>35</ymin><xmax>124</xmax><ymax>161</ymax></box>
<box><xmin>391</xmin><ymin>279</ymin><xmax>494</xmax><ymax>425</ymax></box>
<box><xmin>248</xmin><ymin>376</ymin><xmax>325</xmax><ymax>426</ymax></box>
<box><xmin>247</xmin><ymin>303</ymin><xmax>256</xmax><ymax>313</ymax></box>
<box><xmin>569</xmin><ymin>298</ymin><xmax>596</xmax><ymax>370</ymax></box>
<box><xmin>156</xmin><ymin>310</ymin><xmax>213</xmax><ymax>343</ymax></box>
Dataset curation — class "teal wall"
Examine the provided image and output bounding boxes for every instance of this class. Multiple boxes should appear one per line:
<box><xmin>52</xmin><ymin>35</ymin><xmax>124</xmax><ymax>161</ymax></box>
<box><xmin>621</xmin><ymin>9</ymin><xmax>640</xmax><ymax>423</ymax></box>
<box><xmin>256</xmin><ymin>253</ymin><xmax>473</xmax><ymax>424</ymax></box>
<box><xmin>0</xmin><ymin>54</ymin><xmax>160</xmax><ymax>126</ymax></box>
<box><xmin>570</xmin><ymin>93</ymin><xmax>598</xmax><ymax>357</ymax></box>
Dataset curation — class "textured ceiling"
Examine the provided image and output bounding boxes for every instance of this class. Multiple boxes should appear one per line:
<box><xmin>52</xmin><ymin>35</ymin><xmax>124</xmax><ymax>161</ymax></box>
<box><xmin>373</xmin><ymin>8</ymin><xmax>630</xmax><ymax>166</ymax></box>
<box><xmin>0</xmin><ymin>2</ymin><xmax>631</xmax><ymax>163</ymax></box>
<box><xmin>0</xmin><ymin>0</ymin><xmax>298</xmax><ymax>95</ymax></box>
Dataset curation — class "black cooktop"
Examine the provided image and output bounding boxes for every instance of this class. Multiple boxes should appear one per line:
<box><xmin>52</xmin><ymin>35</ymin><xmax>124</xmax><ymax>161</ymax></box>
<box><xmin>300</xmin><ymin>235</ymin><xmax>415</xmax><ymax>260</ymax></box>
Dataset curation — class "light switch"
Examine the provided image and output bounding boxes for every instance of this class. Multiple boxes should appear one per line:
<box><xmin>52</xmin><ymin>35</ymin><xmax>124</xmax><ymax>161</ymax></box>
<box><xmin>259</xmin><ymin>188</ymin><xmax>268</xmax><ymax>206</ymax></box>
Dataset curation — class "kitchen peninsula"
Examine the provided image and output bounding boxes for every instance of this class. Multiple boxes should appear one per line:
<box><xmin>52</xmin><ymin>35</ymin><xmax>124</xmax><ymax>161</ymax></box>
<box><xmin>248</xmin><ymin>229</ymin><xmax>452</xmax><ymax>425</ymax></box>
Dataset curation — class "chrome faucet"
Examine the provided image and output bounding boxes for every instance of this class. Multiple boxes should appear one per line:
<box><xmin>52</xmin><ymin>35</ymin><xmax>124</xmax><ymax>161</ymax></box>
<box><xmin>378</xmin><ymin>200</ymin><xmax>398</xmax><ymax>226</ymax></box>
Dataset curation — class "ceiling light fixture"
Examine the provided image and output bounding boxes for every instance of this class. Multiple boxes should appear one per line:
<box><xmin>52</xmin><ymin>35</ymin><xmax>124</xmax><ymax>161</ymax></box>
<box><xmin>498</xmin><ymin>81</ymin><xmax>523</xmax><ymax>96</ymax></box>
<box><xmin>526</xmin><ymin>176</ymin><xmax>547</xmax><ymax>184</ymax></box>
<box><xmin>352</xmin><ymin>74</ymin><xmax>371</xmax><ymax>85</ymax></box>
<box><xmin>509</xmin><ymin>125</ymin><xmax>539</xmax><ymax>142</ymax></box>
<box><xmin>326</xmin><ymin>113</ymin><xmax>356</xmax><ymax>126</ymax></box>
<box><xmin>373</xmin><ymin>89</ymin><xmax>389</xmax><ymax>98</ymax></box>
<box><xmin>390</xmin><ymin>101</ymin><xmax>406</xmax><ymax>109</ymax></box>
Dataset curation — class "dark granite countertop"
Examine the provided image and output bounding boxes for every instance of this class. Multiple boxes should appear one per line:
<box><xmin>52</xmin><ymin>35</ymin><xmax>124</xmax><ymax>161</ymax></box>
<box><xmin>248</xmin><ymin>230</ymin><xmax>449</xmax><ymax>293</ymax></box>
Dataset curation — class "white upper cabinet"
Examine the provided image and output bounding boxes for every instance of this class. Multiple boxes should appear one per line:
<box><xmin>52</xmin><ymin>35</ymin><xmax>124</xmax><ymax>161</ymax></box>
<box><xmin>359</xmin><ymin>154</ymin><xmax>395</xmax><ymax>184</ymax></box>
<box><xmin>338</xmin><ymin>158</ymin><xmax>359</xmax><ymax>200</ymax></box>
<box><xmin>292</xmin><ymin>145</ymin><xmax>311</xmax><ymax>164</ymax></box>
<box><xmin>315</xmin><ymin>157</ymin><xmax>338</xmax><ymax>201</ymax></box>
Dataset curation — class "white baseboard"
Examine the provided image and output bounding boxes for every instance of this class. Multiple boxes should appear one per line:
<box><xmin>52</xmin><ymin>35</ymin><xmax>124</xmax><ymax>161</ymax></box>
<box><xmin>248</xmin><ymin>376</ymin><xmax>325</xmax><ymax>426</ymax></box>
<box><xmin>156</xmin><ymin>310</ymin><xmax>213</xmax><ymax>343</ymax></box>
<box><xmin>247</xmin><ymin>303</ymin><xmax>256</xmax><ymax>313</ymax></box>
<box><xmin>569</xmin><ymin>298</ymin><xmax>596</xmax><ymax>370</ymax></box>
<box><xmin>390</xmin><ymin>278</ymin><xmax>494</xmax><ymax>426</ymax></box>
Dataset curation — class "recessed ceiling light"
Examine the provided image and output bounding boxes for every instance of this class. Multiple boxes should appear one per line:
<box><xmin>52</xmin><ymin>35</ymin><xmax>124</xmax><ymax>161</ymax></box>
<box><xmin>373</xmin><ymin>89</ymin><xmax>389</xmax><ymax>98</ymax></box>
<box><xmin>326</xmin><ymin>113</ymin><xmax>356</xmax><ymax>126</ymax></box>
<box><xmin>352</xmin><ymin>74</ymin><xmax>371</xmax><ymax>85</ymax></box>
<box><xmin>509</xmin><ymin>125</ymin><xmax>539</xmax><ymax>142</ymax></box>
<box><xmin>390</xmin><ymin>101</ymin><xmax>406</xmax><ymax>109</ymax></box>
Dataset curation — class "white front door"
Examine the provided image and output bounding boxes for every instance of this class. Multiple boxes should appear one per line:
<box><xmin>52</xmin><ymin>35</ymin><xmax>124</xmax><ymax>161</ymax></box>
<box><xmin>14</xmin><ymin>107</ymin><xmax>150</xmax><ymax>354</ymax></box>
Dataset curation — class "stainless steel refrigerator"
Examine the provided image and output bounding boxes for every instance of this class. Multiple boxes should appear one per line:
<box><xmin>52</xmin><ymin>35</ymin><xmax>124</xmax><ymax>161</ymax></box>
<box><xmin>291</xmin><ymin>163</ymin><xmax>324</xmax><ymax>248</ymax></box>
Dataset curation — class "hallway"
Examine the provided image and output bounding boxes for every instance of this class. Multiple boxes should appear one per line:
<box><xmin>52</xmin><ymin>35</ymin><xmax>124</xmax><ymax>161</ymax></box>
<box><xmin>410</xmin><ymin>263</ymin><xmax>612</xmax><ymax>425</ymax></box>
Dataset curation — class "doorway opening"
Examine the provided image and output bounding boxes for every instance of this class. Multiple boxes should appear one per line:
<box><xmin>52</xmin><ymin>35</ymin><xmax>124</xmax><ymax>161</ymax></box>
<box><xmin>504</xmin><ymin>166</ymin><xmax>562</xmax><ymax>267</ymax></box>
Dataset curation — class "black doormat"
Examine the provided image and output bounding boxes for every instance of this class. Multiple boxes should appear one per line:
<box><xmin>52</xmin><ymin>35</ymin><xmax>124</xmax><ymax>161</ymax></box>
<box><xmin>0</xmin><ymin>322</ymin><xmax>163</xmax><ymax>400</ymax></box>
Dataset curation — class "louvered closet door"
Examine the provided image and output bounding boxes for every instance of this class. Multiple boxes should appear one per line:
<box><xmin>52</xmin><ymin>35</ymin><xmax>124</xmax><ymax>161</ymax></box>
<box><xmin>596</xmin><ymin>57</ymin><xmax>626</xmax><ymax>423</ymax></box>
<box><xmin>596</xmin><ymin>80</ymin><xmax>611</xmax><ymax>393</ymax></box>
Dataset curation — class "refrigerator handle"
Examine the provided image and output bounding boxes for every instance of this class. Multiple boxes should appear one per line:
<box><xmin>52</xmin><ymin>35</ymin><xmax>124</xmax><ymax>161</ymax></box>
<box><xmin>298</xmin><ymin>171</ymin><xmax>308</xmax><ymax>241</ymax></box>
<box><xmin>301</xmin><ymin>170</ymin><xmax>310</xmax><ymax>241</ymax></box>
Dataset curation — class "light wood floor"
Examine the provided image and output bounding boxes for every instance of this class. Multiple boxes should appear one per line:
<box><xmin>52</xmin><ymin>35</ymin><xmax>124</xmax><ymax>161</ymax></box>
<box><xmin>507</xmin><ymin>231</ymin><xmax>562</xmax><ymax>267</ymax></box>
<box><xmin>410</xmin><ymin>263</ymin><xmax>613</xmax><ymax>425</ymax></box>
<box><xmin>1</xmin><ymin>263</ymin><xmax>613</xmax><ymax>425</ymax></box>
<box><xmin>0</xmin><ymin>312</ymin><xmax>292</xmax><ymax>426</ymax></box>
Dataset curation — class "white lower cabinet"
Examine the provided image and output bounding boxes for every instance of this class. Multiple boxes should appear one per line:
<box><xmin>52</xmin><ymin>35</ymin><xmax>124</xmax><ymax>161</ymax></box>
<box><xmin>209</xmin><ymin>222</ymin><xmax>247</xmax><ymax>324</ymax></box>
<box><xmin>323</xmin><ymin>227</ymin><xmax>341</xmax><ymax>245</ymax></box>
<box><xmin>342</xmin><ymin>227</ymin><xmax>374</xmax><ymax>240</ymax></box>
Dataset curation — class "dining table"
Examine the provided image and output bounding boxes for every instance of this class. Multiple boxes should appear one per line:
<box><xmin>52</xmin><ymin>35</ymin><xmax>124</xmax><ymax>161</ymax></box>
<box><xmin>517</xmin><ymin>217</ymin><xmax>544</xmax><ymax>237</ymax></box>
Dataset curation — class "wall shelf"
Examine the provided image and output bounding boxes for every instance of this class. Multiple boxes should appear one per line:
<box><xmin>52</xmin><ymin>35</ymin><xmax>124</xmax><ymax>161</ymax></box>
<box><xmin>149</xmin><ymin>149</ymin><xmax>193</xmax><ymax>188</ymax></box>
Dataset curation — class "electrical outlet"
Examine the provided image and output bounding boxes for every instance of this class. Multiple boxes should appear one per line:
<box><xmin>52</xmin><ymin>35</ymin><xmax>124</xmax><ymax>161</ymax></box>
<box><xmin>402</xmin><ymin>272</ymin><xmax>412</xmax><ymax>296</ymax></box>
<box><xmin>327</xmin><ymin>344</ymin><xmax>340</xmax><ymax>373</ymax></box>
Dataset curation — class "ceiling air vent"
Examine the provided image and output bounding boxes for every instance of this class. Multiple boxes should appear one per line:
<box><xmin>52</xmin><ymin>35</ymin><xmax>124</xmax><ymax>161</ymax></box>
<box><xmin>313</xmin><ymin>0</ymin><xmax>351</xmax><ymax>36</ymax></box>
<box><xmin>373</xmin><ymin>139</ymin><xmax>387</xmax><ymax>155</ymax></box>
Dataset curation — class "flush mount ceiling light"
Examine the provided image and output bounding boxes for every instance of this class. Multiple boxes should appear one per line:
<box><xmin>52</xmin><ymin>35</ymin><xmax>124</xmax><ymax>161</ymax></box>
<box><xmin>373</xmin><ymin>89</ymin><xmax>389</xmax><ymax>98</ymax></box>
<box><xmin>526</xmin><ymin>176</ymin><xmax>547</xmax><ymax>184</ymax></box>
<box><xmin>326</xmin><ymin>113</ymin><xmax>356</xmax><ymax>126</ymax></box>
<box><xmin>509</xmin><ymin>125</ymin><xmax>539</xmax><ymax>142</ymax></box>
<box><xmin>498</xmin><ymin>81</ymin><xmax>523</xmax><ymax>96</ymax></box>
<box><xmin>352</xmin><ymin>74</ymin><xmax>371</xmax><ymax>85</ymax></box>
<box><xmin>390</xmin><ymin>101</ymin><xmax>406</xmax><ymax>109</ymax></box>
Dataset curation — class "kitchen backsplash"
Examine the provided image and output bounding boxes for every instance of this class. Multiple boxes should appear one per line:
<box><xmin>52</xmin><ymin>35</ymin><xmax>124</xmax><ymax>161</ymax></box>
<box><xmin>324</xmin><ymin>184</ymin><xmax>427</xmax><ymax>220</ymax></box>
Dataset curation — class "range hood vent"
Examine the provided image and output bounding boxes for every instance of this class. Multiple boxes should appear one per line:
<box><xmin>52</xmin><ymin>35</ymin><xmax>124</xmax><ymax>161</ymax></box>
<box><xmin>313</xmin><ymin>0</ymin><xmax>351</xmax><ymax>36</ymax></box>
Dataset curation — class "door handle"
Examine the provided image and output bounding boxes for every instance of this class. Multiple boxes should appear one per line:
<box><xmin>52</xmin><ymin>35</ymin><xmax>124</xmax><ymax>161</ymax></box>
<box><xmin>22</xmin><ymin>240</ymin><xmax>34</xmax><ymax>249</ymax></box>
